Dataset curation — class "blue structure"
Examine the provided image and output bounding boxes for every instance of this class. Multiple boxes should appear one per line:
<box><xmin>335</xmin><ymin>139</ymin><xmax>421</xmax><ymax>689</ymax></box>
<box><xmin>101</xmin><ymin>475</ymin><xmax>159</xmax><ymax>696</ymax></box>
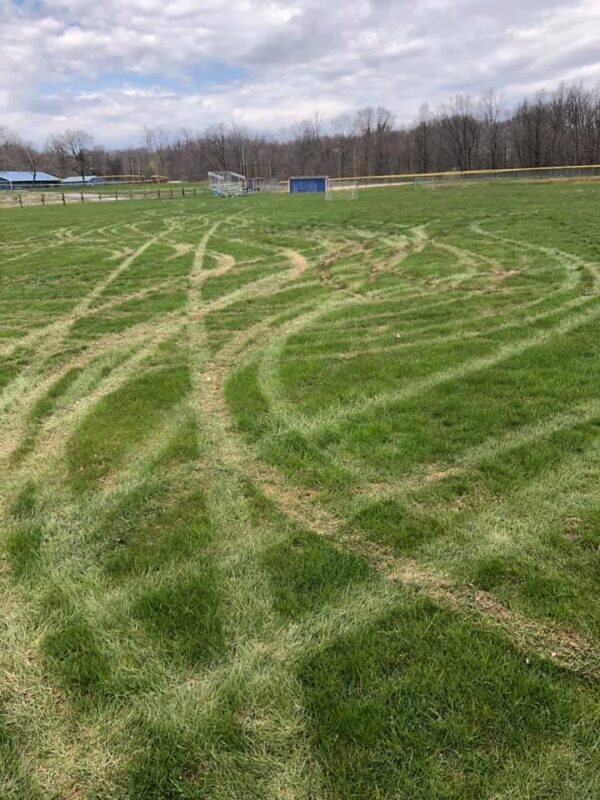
<box><xmin>289</xmin><ymin>176</ymin><xmax>328</xmax><ymax>193</ymax></box>
<box><xmin>0</xmin><ymin>171</ymin><xmax>61</xmax><ymax>189</ymax></box>
<box><xmin>61</xmin><ymin>175</ymin><xmax>104</xmax><ymax>186</ymax></box>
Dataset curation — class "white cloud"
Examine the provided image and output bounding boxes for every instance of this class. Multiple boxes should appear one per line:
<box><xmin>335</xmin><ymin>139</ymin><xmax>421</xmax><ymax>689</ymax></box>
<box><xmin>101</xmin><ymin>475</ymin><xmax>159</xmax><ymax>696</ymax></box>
<box><xmin>1</xmin><ymin>0</ymin><xmax>599</xmax><ymax>145</ymax></box>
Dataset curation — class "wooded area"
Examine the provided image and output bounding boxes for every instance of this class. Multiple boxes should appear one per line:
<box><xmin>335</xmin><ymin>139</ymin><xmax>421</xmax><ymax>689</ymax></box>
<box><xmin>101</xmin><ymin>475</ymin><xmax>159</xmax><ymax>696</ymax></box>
<box><xmin>2</xmin><ymin>83</ymin><xmax>600</xmax><ymax>181</ymax></box>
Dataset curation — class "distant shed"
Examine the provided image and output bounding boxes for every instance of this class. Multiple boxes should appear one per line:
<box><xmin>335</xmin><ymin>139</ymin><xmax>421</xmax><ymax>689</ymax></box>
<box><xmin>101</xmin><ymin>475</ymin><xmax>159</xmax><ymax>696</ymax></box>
<box><xmin>288</xmin><ymin>176</ymin><xmax>328</xmax><ymax>193</ymax></box>
<box><xmin>61</xmin><ymin>175</ymin><xmax>104</xmax><ymax>186</ymax></box>
<box><xmin>0</xmin><ymin>171</ymin><xmax>61</xmax><ymax>189</ymax></box>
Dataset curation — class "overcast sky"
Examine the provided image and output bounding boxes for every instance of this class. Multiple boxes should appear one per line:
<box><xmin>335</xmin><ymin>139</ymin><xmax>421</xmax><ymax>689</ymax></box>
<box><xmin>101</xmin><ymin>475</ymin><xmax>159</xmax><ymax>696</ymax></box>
<box><xmin>1</xmin><ymin>0</ymin><xmax>599</xmax><ymax>147</ymax></box>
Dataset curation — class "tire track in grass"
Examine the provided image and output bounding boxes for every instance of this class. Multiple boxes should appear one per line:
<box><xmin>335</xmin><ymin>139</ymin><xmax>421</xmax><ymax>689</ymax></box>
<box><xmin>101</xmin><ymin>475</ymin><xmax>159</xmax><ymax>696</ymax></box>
<box><xmin>0</xmin><ymin>598</ymin><xmax>126</xmax><ymax>799</ymax></box>
<box><xmin>0</xmin><ymin>215</ymin><xmax>187</xmax><ymax>363</ymax></box>
<box><xmin>0</xmin><ymin>216</ymin><xmax>219</xmax><ymax>796</ymax></box>
<box><xmin>0</xmin><ymin>224</ymin><xmax>220</xmax><ymax>796</ymax></box>
<box><xmin>0</xmin><ymin>218</ymin><xmax>245</xmax><ymax>483</ymax></box>
<box><xmin>15</xmin><ymin>216</ymin><xmax>580</xmax><ymax>684</ymax></box>
<box><xmin>223</xmin><ymin>377</ymin><xmax>600</xmax><ymax>678</ymax></box>
<box><xmin>0</xmin><ymin>318</ymin><xmax>186</xmax><ymax>525</ymax></box>
<box><xmin>362</xmin><ymin>397</ymin><xmax>600</xmax><ymax>499</ymax></box>
<box><xmin>0</xmin><ymin>233</ymin><xmax>214</xmax><ymax>494</ymax></box>
<box><xmin>255</xmin><ymin>223</ymin><xmax>599</xmax><ymax>439</ymax></box>
<box><xmin>186</xmin><ymin>223</ymin><xmax>319</xmax><ymax>799</ymax></box>
<box><xmin>280</xmin><ymin>293</ymin><xmax>596</xmax><ymax>363</ymax></box>
<box><xmin>0</xmin><ymin>218</ymin><xmax>284</xmax><ymax>503</ymax></box>
<box><xmin>283</xmin><ymin>294</ymin><xmax>600</xmax><ymax>437</ymax></box>
<box><xmin>191</xmin><ymin>267</ymin><xmax>600</xmax><ymax>679</ymax></box>
<box><xmin>2</xmin><ymin>208</ymin><xmax>588</xmax><ymax>797</ymax></box>
<box><xmin>3</xmin><ymin>205</ymin><xmax>599</xmax><ymax>796</ymax></box>
<box><xmin>470</xmin><ymin>221</ymin><xmax>600</xmax><ymax>291</ymax></box>
<box><xmin>257</xmin><ymin>286</ymin><xmax>598</xmax><ymax>494</ymax></box>
<box><xmin>254</xmin><ymin>275</ymin><xmax>587</xmax><ymax>430</ymax></box>
<box><xmin>19</xmin><ymin>320</ymin><xmax>186</xmax><ymax>468</ymax></box>
<box><xmin>0</xmin><ymin>218</ymin><xmax>208</xmax><ymax>496</ymax></box>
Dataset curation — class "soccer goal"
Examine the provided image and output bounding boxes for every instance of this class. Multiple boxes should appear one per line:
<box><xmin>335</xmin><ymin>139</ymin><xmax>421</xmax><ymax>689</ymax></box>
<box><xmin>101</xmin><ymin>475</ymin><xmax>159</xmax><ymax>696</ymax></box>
<box><xmin>326</xmin><ymin>178</ymin><xmax>359</xmax><ymax>200</ymax></box>
<box><xmin>208</xmin><ymin>171</ymin><xmax>247</xmax><ymax>197</ymax></box>
<box><xmin>414</xmin><ymin>176</ymin><xmax>436</xmax><ymax>190</ymax></box>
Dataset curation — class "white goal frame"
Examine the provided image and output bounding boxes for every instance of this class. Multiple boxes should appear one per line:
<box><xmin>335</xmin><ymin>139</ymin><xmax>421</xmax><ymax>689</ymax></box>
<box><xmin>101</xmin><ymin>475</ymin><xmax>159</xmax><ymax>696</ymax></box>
<box><xmin>414</xmin><ymin>176</ymin><xmax>436</xmax><ymax>190</ymax></box>
<box><xmin>208</xmin><ymin>170</ymin><xmax>247</xmax><ymax>197</ymax></box>
<box><xmin>326</xmin><ymin>178</ymin><xmax>359</xmax><ymax>200</ymax></box>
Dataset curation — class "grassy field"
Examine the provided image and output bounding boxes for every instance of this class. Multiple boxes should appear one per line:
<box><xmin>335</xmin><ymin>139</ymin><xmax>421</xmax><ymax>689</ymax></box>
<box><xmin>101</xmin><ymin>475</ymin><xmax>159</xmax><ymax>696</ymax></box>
<box><xmin>0</xmin><ymin>181</ymin><xmax>599</xmax><ymax>799</ymax></box>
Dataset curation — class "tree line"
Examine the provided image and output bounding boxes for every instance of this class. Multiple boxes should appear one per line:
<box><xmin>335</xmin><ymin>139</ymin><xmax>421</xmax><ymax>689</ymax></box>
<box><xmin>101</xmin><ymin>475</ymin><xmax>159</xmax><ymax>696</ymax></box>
<box><xmin>1</xmin><ymin>83</ymin><xmax>600</xmax><ymax>182</ymax></box>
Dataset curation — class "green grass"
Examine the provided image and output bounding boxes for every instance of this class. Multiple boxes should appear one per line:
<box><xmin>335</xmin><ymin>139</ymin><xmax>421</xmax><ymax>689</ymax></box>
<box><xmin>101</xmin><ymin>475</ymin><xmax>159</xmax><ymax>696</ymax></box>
<box><xmin>0</xmin><ymin>181</ymin><xmax>599</xmax><ymax>798</ymax></box>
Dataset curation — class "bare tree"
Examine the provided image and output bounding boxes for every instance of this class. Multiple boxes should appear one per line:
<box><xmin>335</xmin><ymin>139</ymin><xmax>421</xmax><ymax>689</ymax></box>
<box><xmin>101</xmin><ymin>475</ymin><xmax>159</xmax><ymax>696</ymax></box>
<box><xmin>414</xmin><ymin>103</ymin><xmax>432</xmax><ymax>173</ymax></box>
<box><xmin>4</xmin><ymin>79</ymin><xmax>594</xmax><ymax>185</ymax></box>
<box><xmin>479</xmin><ymin>90</ymin><xmax>506</xmax><ymax>169</ymax></box>
<box><xmin>354</xmin><ymin>107</ymin><xmax>375</xmax><ymax>173</ymax></box>
<box><xmin>292</xmin><ymin>115</ymin><xmax>321</xmax><ymax>174</ymax></box>
<box><xmin>206</xmin><ymin>124</ymin><xmax>228</xmax><ymax>171</ymax></box>
<box><xmin>511</xmin><ymin>91</ymin><xmax>548</xmax><ymax>167</ymax></box>
<box><xmin>0</xmin><ymin>127</ymin><xmax>22</xmax><ymax>170</ymax></box>
<box><xmin>18</xmin><ymin>142</ymin><xmax>44</xmax><ymax>186</ymax></box>
<box><xmin>374</xmin><ymin>106</ymin><xmax>394</xmax><ymax>173</ymax></box>
<box><xmin>439</xmin><ymin>95</ymin><xmax>481</xmax><ymax>171</ymax></box>
<box><xmin>330</xmin><ymin>113</ymin><xmax>354</xmax><ymax>177</ymax></box>
<box><xmin>48</xmin><ymin>130</ymin><xmax>94</xmax><ymax>181</ymax></box>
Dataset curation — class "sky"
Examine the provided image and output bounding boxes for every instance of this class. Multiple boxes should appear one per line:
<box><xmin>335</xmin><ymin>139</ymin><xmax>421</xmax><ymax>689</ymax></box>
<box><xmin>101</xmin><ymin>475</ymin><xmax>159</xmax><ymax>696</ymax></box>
<box><xmin>1</xmin><ymin>0</ymin><xmax>599</xmax><ymax>147</ymax></box>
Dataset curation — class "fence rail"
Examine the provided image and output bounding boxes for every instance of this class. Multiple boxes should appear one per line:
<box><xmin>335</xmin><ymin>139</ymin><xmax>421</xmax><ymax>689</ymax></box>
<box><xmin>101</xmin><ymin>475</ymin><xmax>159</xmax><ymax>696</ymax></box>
<box><xmin>330</xmin><ymin>163</ymin><xmax>600</xmax><ymax>189</ymax></box>
<box><xmin>4</xmin><ymin>164</ymin><xmax>600</xmax><ymax>208</ymax></box>
<box><xmin>0</xmin><ymin>185</ymin><xmax>210</xmax><ymax>209</ymax></box>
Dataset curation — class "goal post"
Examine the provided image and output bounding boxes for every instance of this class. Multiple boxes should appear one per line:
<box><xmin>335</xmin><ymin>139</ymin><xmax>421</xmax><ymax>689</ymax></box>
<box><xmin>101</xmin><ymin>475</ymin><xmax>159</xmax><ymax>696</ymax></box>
<box><xmin>325</xmin><ymin>178</ymin><xmax>359</xmax><ymax>200</ymax></box>
<box><xmin>208</xmin><ymin>170</ymin><xmax>247</xmax><ymax>197</ymax></box>
<box><xmin>414</xmin><ymin>176</ymin><xmax>436</xmax><ymax>190</ymax></box>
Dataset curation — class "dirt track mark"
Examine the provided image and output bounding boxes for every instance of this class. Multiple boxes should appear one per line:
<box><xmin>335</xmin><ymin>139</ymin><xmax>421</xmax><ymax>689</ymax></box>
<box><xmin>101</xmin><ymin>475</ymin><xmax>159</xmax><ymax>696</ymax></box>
<box><xmin>470</xmin><ymin>221</ymin><xmax>598</xmax><ymax>291</ymax></box>
<box><xmin>181</xmin><ymin>217</ymin><xmax>600</xmax><ymax>679</ymax></box>
<box><xmin>288</xmin><ymin>293</ymin><xmax>600</xmax><ymax>436</ymax></box>
<box><xmin>0</xmin><ymin>224</ymin><xmax>175</xmax><ymax>365</ymax></box>
<box><xmin>214</xmin><ymin>357</ymin><xmax>600</xmax><ymax>678</ymax></box>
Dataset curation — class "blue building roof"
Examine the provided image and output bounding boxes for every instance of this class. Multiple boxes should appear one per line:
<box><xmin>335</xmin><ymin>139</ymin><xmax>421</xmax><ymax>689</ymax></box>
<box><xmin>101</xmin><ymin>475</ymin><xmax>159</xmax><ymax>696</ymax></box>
<box><xmin>0</xmin><ymin>170</ymin><xmax>60</xmax><ymax>182</ymax></box>
<box><xmin>61</xmin><ymin>175</ymin><xmax>101</xmax><ymax>184</ymax></box>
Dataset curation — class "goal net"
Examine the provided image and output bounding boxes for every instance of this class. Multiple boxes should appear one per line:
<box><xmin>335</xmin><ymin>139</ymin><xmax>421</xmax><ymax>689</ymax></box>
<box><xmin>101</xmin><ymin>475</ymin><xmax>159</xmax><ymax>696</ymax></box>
<box><xmin>208</xmin><ymin>171</ymin><xmax>247</xmax><ymax>197</ymax></box>
<box><xmin>414</xmin><ymin>176</ymin><xmax>436</xmax><ymax>190</ymax></box>
<box><xmin>326</xmin><ymin>178</ymin><xmax>359</xmax><ymax>200</ymax></box>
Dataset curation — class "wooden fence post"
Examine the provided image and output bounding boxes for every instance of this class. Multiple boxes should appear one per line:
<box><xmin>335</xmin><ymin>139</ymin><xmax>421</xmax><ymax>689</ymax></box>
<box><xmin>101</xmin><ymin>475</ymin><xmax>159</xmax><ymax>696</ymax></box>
<box><xmin>99</xmin><ymin>193</ymin><xmax>102</xmax><ymax>202</ymax></box>
<box><xmin>18</xmin><ymin>194</ymin><xmax>23</xmax><ymax>207</ymax></box>
<box><xmin>41</xmin><ymin>194</ymin><xmax>45</xmax><ymax>206</ymax></box>
<box><xmin>61</xmin><ymin>193</ymin><xmax>66</xmax><ymax>205</ymax></box>
<box><xmin>80</xmin><ymin>192</ymin><xmax>84</xmax><ymax>203</ymax></box>
<box><xmin>115</xmin><ymin>192</ymin><xmax>118</xmax><ymax>202</ymax></box>
<box><xmin>170</xmin><ymin>188</ymin><xmax>174</xmax><ymax>199</ymax></box>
